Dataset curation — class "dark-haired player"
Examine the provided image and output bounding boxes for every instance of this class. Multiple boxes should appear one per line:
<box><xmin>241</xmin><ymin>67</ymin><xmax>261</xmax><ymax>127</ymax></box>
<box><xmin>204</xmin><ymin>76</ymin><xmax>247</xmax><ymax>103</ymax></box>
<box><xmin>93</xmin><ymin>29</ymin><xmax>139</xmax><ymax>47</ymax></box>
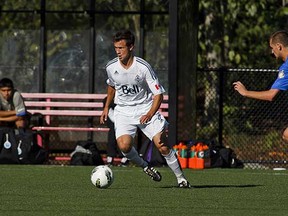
<box><xmin>234</xmin><ymin>30</ymin><xmax>288</xmax><ymax>142</ymax></box>
<box><xmin>100</xmin><ymin>30</ymin><xmax>191</xmax><ymax>188</ymax></box>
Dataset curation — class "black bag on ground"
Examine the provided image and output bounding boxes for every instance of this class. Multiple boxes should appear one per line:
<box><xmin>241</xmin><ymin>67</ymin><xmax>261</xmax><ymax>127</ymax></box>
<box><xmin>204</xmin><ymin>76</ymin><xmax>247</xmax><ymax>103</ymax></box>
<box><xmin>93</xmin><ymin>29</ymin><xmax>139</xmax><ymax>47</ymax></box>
<box><xmin>0</xmin><ymin>128</ymin><xmax>19</xmax><ymax>164</ymax></box>
<box><xmin>15</xmin><ymin>129</ymin><xmax>48</xmax><ymax>164</ymax></box>
<box><xmin>70</xmin><ymin>141</ymin><xmax>104</xmax><ymax>166</ymax></box>
<box><xmin>26</xmin><ymin>131</ymin><xmax>48</xmax><ymax>164</ymax></box>
<box><xmin>0</xmin><ymin>127</ymin><xmax>48</xmax><ymax>164</ymax></box>
<box><xmin>210</xmin><ymin>145</ymin><xmax>244</xmax><ymax>168</ymax></box>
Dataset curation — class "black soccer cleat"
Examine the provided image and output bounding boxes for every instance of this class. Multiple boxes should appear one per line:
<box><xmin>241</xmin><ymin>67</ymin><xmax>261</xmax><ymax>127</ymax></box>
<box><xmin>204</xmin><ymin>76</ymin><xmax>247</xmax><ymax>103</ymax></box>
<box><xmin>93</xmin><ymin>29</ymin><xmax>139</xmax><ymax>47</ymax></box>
<box><xmin>143</xmin><ymin>166</ymin><xmax>162</xmax><ymax>182</ymax></box>
<box><xmin>178</xmin><ymin>180</ymin><xmax>192</xmax><ymax>188</ymax></box>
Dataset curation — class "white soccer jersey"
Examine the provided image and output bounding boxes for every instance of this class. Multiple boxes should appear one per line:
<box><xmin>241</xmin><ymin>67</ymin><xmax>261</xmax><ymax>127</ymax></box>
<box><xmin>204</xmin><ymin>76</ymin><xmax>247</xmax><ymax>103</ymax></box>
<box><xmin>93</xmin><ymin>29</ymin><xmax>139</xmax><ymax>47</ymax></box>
<box><xmin>105</xmin><ymin>56</ymin><xmax>165</xmax><ymax>106</ymax></box>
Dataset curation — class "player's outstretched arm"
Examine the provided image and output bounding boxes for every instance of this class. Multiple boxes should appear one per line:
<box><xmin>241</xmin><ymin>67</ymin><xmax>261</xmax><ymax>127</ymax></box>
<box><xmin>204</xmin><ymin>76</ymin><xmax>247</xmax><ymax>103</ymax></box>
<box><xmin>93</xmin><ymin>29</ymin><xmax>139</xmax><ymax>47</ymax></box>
<box><xmin>233</xmin><ymin>81</ymin><xmax>279</xmax><ymax>101</ymax></box>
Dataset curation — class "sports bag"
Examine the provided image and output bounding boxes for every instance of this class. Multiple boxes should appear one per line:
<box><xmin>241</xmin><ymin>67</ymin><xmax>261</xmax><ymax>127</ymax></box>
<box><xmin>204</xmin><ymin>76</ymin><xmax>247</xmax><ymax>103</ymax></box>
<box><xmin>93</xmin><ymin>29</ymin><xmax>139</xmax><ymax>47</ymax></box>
<box><xmin>0</xmin><ymin>127</ymin><xmax>48</xmax><ymax>164</ymax></box>
<box><xmin>70</xmin><ymin>141</ymin><xmax>104</xmax><ymax>166</ymax></box>
<box><xmin>210</xmin><ymin>146</ymin><xmax>244</xmax><ymax>168</ymax></box>
<box><xmin>0</xmin><ymin>128</ymin><xmax>19</xmax><ymax>164</ymax></box>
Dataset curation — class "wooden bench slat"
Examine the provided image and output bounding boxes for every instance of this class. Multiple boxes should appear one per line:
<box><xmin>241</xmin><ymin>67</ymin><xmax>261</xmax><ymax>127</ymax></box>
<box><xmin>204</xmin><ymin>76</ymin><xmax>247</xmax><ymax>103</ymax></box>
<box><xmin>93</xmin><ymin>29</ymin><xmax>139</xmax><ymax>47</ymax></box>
<box><xmin>28</xmin><ymin>109</ymin><xmax>168</xmax><ymax>117</ymax></box>
<box><xmin>24</xmin><ymin>101</ymin><xmax>103</xmax><ymax>108</ymax></box>
<box><xmin>21</xmin><ymin>93</ymin><xmax>107</xmax><ymax>100</ymax></box>
<box><xmin>28</xmin><ymin>110</ymin><xmax>103</xmax><ymax>116</ymax></box>
<box><xmin>32</xmin><ymin>126</ymin><xmax>109</xmax><ymax>132</ymax></box>
<box><xmin>160</xmin><ymin>104</ymin><xmax>168</xmax><ymax>109</ymax></box>
<box><xmin>160</xmin><ymin>112</ymin><xmax>168</xmax><ymax>117</ymax></box>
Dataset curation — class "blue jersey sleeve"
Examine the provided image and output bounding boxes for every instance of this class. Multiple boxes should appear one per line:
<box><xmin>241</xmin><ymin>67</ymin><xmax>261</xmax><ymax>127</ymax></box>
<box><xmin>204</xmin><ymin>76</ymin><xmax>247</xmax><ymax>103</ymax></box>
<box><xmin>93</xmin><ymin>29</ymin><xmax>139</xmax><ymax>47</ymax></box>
<box><xmin>271</xmin><ymin>59</ymin><xmax>288</xmax><ymax>90</ymax></box>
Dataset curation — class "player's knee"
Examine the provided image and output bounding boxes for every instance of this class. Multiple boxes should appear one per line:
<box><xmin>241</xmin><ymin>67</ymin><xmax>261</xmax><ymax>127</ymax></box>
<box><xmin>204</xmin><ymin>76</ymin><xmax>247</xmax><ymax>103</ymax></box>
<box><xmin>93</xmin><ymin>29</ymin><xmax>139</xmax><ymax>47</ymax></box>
<box><xmin>153</xmin><ymin>131</ymin><xmax>167</xmax><ymax>145</ymax></box>
<box><xmin>117</xmin><ymin>142</ymin><xmax>131</xmax><ymax>153</ymax></box>
<box><xmin>152</xmin><ymin>139</ymin><xmax>169</xmax><ymax>154</ymax></box>
<box><xmin>116</xmin><ymin>135</ymin><xmax>133</xmax><ymax>153</ymax></box>
<box><xmin>152</xmin><ymin>132</ymin><xmax>170</xmax><ymax>155</ymax></box>
<box><xmin>158</xmin><ymin>145</ymin><xmax>170</xmax><ymax>155</ymax></box>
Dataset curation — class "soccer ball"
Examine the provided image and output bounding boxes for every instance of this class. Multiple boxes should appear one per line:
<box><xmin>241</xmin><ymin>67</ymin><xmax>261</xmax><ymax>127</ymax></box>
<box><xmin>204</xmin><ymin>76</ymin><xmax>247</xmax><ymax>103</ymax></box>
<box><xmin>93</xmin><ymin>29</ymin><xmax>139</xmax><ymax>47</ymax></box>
<box><xmin>91</xmin><ymin>165</ymin><xmax>114</xmax><ymax>189</ymax></box>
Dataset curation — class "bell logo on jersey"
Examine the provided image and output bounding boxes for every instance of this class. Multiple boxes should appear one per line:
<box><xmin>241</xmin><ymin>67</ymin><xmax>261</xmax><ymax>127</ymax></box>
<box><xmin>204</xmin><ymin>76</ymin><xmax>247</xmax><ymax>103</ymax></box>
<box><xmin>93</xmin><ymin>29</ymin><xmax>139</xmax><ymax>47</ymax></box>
<box><xmin>121</xmin><ymin>85</ymin><xmax>140</xmax><ymax>94</ymax></box>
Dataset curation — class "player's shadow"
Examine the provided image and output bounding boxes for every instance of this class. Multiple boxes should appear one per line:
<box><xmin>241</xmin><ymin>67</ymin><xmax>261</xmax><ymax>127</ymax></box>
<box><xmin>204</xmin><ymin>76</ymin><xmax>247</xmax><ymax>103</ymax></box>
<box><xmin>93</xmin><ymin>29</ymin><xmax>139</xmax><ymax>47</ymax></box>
<box><xmin>160</xmin><ymin>184</ymin><xmax>263</xmax><ymax>189</ymax></box>
<box><xmin>192</xmin><ymin>184</ymin><xmax>263</xmax><ymax>189</ymax></box>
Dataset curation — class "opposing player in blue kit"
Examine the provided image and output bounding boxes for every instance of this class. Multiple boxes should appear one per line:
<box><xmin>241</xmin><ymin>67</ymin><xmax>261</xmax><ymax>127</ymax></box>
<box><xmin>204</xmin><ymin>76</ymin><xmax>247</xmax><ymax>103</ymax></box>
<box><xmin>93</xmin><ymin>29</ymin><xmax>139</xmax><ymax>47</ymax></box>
<box><xmin>233</xmin><ymin>30</ymin><xmax>288</xmax><ymax>142</ymax></box>
<box><xmin>100</xmin><ymin>30</ymin><xmax>191</xmax><ymax>188</ymax></box>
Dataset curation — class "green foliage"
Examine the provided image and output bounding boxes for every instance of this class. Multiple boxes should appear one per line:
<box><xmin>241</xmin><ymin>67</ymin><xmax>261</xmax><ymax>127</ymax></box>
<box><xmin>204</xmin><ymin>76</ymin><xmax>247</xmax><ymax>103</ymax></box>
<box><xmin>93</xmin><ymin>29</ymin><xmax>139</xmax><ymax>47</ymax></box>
<box><xmin>196</xmin><ymin>123</ymin><xmax>218</xmax><ymax>141</ymax></box>
<box><xmin>262</xmin><ymin>130</ymin><xmax>281</xmax><ymax>149</ymax></box>
<box><xmin>46</xmin><ymin>0</ymin><xmax>89</xmax><ymax>11</ymax></box>
<box><xmin>198</xmin><ymin>0</ymin><xmax>286</xmax><ymax>68</ymax></box>
<box><xmin>0</xmin><ymin>0</ymin><xmax>40</xmax><ymax>10</ymax></box>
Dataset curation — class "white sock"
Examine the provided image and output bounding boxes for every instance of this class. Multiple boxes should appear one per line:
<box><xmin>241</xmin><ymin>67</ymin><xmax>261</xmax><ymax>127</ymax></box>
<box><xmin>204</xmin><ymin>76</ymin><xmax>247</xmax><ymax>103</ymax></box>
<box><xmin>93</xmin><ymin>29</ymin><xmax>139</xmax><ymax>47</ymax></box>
<box><xmin>106</xmin><ymin>156</ymin><xmax>113</xmax><ymax>163</ymax></box>
<box><xmin>122</xmin><ymin>147</ymin><xmax>148</xmax><ymax>168</ymax></box>
<box><xmin>163</xmin><ymin>149</ymin><xmax>186</xmax><ymax>183</ymax></box>
<box><xmin>121</xmin><ymin>157</ymin><xmax>128</xmax><ymax>164</ymax></box>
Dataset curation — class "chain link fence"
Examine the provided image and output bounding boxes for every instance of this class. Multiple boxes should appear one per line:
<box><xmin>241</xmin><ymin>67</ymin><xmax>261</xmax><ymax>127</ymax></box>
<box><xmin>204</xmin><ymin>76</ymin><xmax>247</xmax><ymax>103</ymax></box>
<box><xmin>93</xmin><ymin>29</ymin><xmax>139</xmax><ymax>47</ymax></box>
<box><xmin>46</xmin><ymin>68</ymin><xmax>288</xmax><ymax>169</ymax></box>
<box><xmin>196</xmin><ymin>68</ymin><xmax>288</xmax><ymax>169</ymax></box>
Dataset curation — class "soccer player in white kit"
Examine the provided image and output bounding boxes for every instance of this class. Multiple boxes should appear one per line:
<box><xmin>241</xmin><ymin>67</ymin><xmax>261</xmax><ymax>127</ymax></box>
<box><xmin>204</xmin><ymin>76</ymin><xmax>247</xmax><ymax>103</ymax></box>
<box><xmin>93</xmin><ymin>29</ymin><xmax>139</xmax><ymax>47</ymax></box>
<box><xmin>100</xmin><ymin>30</ymin><xmax>191</xmax><ymax>188</ymax></box>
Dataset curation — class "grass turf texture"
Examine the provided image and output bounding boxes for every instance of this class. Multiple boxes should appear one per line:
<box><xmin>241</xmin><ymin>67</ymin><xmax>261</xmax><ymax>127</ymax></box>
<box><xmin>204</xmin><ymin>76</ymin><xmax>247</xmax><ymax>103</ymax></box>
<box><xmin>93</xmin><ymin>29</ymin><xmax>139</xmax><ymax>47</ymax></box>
<box><xmin>0</xmin><ymin>165</ymin><xmax>287</xmax><ymax>216</ymax></box>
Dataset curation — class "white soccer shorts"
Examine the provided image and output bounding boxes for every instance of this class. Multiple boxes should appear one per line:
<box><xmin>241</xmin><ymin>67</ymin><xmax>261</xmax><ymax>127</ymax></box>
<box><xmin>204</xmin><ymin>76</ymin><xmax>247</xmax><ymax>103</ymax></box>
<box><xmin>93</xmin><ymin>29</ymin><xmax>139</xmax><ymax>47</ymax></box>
<box><xmin>113</xmin><ymin>105</ymin><xmax>168</xmax><ymax>140</ymax></box>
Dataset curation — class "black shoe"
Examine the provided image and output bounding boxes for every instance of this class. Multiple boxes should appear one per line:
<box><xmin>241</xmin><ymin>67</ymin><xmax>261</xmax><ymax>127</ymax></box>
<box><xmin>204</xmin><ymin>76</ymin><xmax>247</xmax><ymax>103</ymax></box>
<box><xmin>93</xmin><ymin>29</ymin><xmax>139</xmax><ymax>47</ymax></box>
<box><xmin>178</xmin><ymin>180</ymin><xmax>192</xmax><ymax>188</ymax></box>
<box><xmin>143</xmin><ymin>166</ymin><xmax>162</xmax><ymax>182</ymax></box>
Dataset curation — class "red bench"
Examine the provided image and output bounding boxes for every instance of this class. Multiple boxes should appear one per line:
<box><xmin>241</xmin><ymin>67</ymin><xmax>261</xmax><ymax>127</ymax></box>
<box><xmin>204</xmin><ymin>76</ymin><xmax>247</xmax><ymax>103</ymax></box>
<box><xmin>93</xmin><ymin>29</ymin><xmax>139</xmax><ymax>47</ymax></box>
<box><xmin>21</xmin><ymin>93</ymin><xmax>169</xmax><ymax>146</ymax></box>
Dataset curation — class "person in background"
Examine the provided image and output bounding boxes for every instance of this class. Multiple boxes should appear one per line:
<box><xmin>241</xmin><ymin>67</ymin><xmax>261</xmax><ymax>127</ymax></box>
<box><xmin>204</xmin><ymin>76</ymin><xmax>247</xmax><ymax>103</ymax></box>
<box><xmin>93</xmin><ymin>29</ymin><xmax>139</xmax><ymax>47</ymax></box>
<box><xmin>233</xmin><ymin>30</ymin><xmax>288</xmax><ymax>142</ymax></box>
<box><xmin>100</xmin><ymin>30</ymin><xmax>191</xmax><ymax>188</ymax></box>
<box><xmin>0</xmin><ymin>78</ymin><xmax>27</xmax><ymax>129</ymax></box>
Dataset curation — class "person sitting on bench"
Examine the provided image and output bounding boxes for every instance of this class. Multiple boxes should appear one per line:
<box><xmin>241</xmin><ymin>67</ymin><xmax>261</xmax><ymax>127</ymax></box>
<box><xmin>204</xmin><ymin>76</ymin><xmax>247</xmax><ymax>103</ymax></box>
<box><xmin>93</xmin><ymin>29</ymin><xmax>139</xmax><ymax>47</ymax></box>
<box><xmin>0</xmin><ymin>78</ymin><xmax>28</xmax><ymax>129</ymax></box>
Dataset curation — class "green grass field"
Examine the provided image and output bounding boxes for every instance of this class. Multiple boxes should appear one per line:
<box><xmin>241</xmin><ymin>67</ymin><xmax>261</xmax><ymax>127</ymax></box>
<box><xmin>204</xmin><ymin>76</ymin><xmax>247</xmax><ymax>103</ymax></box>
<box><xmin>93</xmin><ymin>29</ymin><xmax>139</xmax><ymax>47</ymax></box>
<box><xmin>0</xmin><ymin>165</ymin><xmax>287</xmax><ymax>216</ymax></box>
